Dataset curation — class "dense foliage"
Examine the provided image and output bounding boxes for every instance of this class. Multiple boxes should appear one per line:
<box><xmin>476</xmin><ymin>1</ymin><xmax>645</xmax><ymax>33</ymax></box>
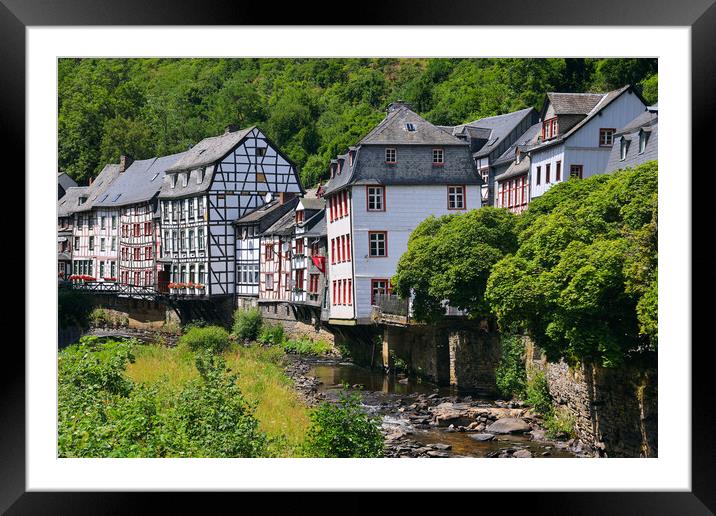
<box><xmin>58</xmin><ymin>58</ymin><xmax>657</xmax><ymax>187</ymax></box>
<box><xmin>304</xmin><ymin>389</ymin><xmax>384</xmax><ymax>458</ymax></box>
<box><xmin>486</xmin><ymin>162</ymin><xmax>658</xmax><ymax>367</ymax></box>
<box><xmin>393</xmin><ymin>207</ymin><xmax>518</xmax><ymax>322</ymax></box>
<box><xmin>494</xmin><ymin>334</ymin><xmax>527</xmax><ymax>399</ymax></box>
<box><xmin>232</xmin><ymin>307</ymin><xmax>263</xmax><ymax>341</ymax></box>
<box><xmin>58</xmin><ymin>289</ymin><xmax>93</xmax><ymax>330</ymax></box>
<box><xmin>178</xmin><ymin>325</ymin><xmax>231</xmax><ymax>354</ymax></box>
<box><xmin>58</xmin><ymin>336</ymin><xmax>267</xmax><ymax>457</ymax></box>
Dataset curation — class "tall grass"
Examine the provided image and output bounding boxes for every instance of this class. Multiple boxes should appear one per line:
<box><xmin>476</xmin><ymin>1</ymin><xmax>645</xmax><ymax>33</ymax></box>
<box><xmin>126</xmin><ymin>342</ymin><xmax>310</xmax><ymax>456</ymax></box>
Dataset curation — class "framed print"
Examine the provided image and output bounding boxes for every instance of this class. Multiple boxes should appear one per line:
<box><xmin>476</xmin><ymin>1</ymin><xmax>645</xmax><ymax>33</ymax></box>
<box><xmin>3</xmin><ymin>0</ymin><xmax>714</xmax><ymax>512</ymax></box>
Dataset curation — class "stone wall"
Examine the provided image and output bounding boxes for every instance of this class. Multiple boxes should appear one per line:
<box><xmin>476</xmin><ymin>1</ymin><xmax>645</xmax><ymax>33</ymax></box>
<box><xmin>89</xmin><ymin>295</ymin><xmax>178</xmax><ymax>330</ymax></box>
<box><xmin>526</xmin><ymin>339</ymin><xmax>658</xmax><ymax>457</ymax></box>
<box><xmin>259</xmin><ymin>302</ymin><xmax>335</xmax><ymax>345</ymax></box>
<box><xmin>448</xmin><ymin>327</ymin><xmax>501</xmax><ymax>395</ymax></box>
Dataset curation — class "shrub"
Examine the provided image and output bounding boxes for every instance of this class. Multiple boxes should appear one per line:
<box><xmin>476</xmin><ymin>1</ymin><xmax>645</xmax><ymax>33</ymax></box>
<box><xmin>544</xmin><ymin>406</ymin><xmax>576</xmax><ymax>440</ymax></box>
<box><xmin>178</xmin><ymin>326</ymin><xmax>230</xmax><ymax>354</ymax></box>
<box><xmin>282</xmin><ymin>337</ymin><xmax>333</xmax><ymax>356</ymax></box>
<box><xmin>495</xmin><ymin>334</ymin><xmax>527</xmax><ymax>399</ymax></box>
<box><xmin>233</xmin><ymin>307</ymin><xmax>263</xmax><ymax>341</ymax></box>
<box><xmin>525</xmin><ymin>371</ymin><xmax>553</xmax><ymax>415</ymax></box>
<box><xmin>304</xmin><ymin>389</ymin><xmax>384</xmax><ymax>458</ymax></box>
<box><xmin>184</xmin><ymin>318</ymin><xmax>208</xmax><ymax>331</ymax></box>
<box><xmin>257</xmin><ymin>323</ymin><xmax>285</xmax><ymax>346</ymax></box>
<box><xmin>169</xmin><ymin>352</ymin><xmax>268</xmax><ymax>457</ymax></box>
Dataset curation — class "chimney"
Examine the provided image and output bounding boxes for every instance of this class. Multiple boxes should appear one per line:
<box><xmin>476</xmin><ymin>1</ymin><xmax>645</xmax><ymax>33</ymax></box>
<box><xmin>278</xmin><ymin>192</ymin><xmax>296</xmax><ymax>204</ymax></box>
<box><xmin>386</xmin><ymin>100</ymin><xmax>413</xmax><ymax>114</ymax></box>
<box><xmin>119</xmin><ymin>154</ymin><xmax>134</xmax><ymax>172</ymax></box>
<box><xmin>224</xmin><ymin>124</ymin><xmax>240</xmax><ymax>134</ymax></box>
<box><xmin>88</xmin><ymin>177</ymin><xmax>93</xmax><ymax>186</ymax></box>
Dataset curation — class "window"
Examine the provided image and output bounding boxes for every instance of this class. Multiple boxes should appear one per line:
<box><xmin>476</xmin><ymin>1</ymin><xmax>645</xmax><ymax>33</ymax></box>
<box><xmin>599</xmin><ymin>128</ymin><xmax>615</xmax><ymax>147</ymax></box>
<box><xmin>296</xmin><ymin>210</ymin><xmax>304</xmax><ymax>224</ymax></box>
<box><xmin>88</xmin><ymin>237</ymin><xmax>94</xmax><ymax>251</ymax></box>
<box><xmin>189</xmin><ymin>230</ymin><xmax>195</xmax><ymax>252</ymax></box>
<box><xmin>171</xmin><ymin>175</ymin><xmax>177</xmax><ymax>188</ymax></box>
<box><xmin>74</xmin><ymin>237</ymin><xmax>79</xmax><ymax>251</ymax></box>
<box><xmin>145</xmin><ymin>246</ymin><xmax>152</xmax><ymax>260</ymax></box>
<box><xmin>639</xmin><ymin>130</ymin><xmax>647</xmax><ymax>154</ymax></box>
<box><xmin>265</xmin><ymin>244</ymin><xmax>274</xmax><ymax>261</ymax></box>
<box><xmin>447</xmin><ymin>186</ymin><xmax>465</xmax><ymax>210</ymax></box>
<box><xmin>543</xmin><ymin>118</ymin><xmax>558</xmax><ymax>140</ymax></box>
<box><xmin>265</xmin><ymin>273</ymin><xmax>274</xmax><ymax>290</ymax></box>
<box><xmin>295</xmin><ymin>269</ymin><xmax>305</xmax><ymax>292</ymax></box>
<box><xmin>199</xmin><ymin>264</ymin><xmax>206</xmax><ymax>285</ymax></box>
<box><xmin>405</xmin><ymin>123</ymin><xmax>416</xmax><ymax>132</ymax></box>
<box><xmin>145</xmin><ymin>222</ymin><xmax>152</xmax><ymax>235</ymax></box>
<box><xmin>198</xmin><ymin>197</ymin><xmax>205</xmax><ymax>218</ymax></box>
<box><xmin>99</xmin><ymin>261</ymin><xmax>105</xmax><ymax>278</ymax></box>
<box><xmin>100</xmin><ymin>216</ymin><xmax>106</xmax><ymax>230</ymax></box>
<box><xmin>556</xmin><ymin>161</ymin><xmax>562</xmax><ymax>181</ymax></box>
<box><xmin>346</xmin><ymin>235</ymin><xmax>351</xmax><ymax>261</ymax></box>
<box><xmin>620</xmin><ymin>137</ymin><xmax>629</xmax><ymax>160</ymax></box>
<box><xmin>367</xmin><ymin>186</ymin><xmax>385</xmax><ymax>211</ymax></box>
<box><xmin>347</xmin><ymin>279</ymin><xmax>352</xmax><ymax>305</ymax></box>
<box><xmin>309</xmin><ymin>274</ymin><xmax>319</xmax><ymax>294</ymax></box>
<box><xmin>369</xmin><ymin>231</ymin><xmax>387</xmax><ymax>257</ymax></box>
<box><xmin>545</xmin><ymin>163</ymin><xmax>551</xmax><ymax>183</ymax></box>
<box><xmin>182</xmin><ymin>173</ymin><xmax>188</xmax><ymax>187</ymax></box>
<box><xmin>256</xmin><ymin>146</ymin><xmax>267</xmax><ymax>157</ymax></box>
<box><xmin>570</xmin><ymin>165</ymin><xmax>583</xmax><ymax>179</ymax></box>
<box><xmin>134</xmin><ymin>247</ymin><xmax>140</xmax><ymax>261</ymax></box>
<box><xmin>285</xmin><ymin>273</ymin><xmax>291</xmax><ymax>291</ymax></box>
<box><xmin>110</xmin><ymin>262</ymin><xmax>116</xmax><ymax>278</ymax></box>
<box><xmin>432</xmin><ymin>148</ymin><xmax>444</xmax><ymax>165</ymax></box>
<box><xmin>198</xmin><ymin>228</ymin><xmax>205</xmax><ymax>251</ymax></box>
<box><xmin>536</xmin><ymin>166</ymin><xmax>541</xmax><ymax>185</ymax></box>
<box><xmin>371</xmin><ymin>279</ymin><xmax>391</xmax><ymax>305</ymax></box>
<box><xmin>385</xmin><ymin>148</ymin><xmax>396</xmax><ymax>164</ymax></box>
<box><xmin>189</xmin><ymin>199</ymin><xmax>195</xmax><ymax>220</ymax></box>
<box><xmin>295</xmin><ymin>238</ymin><xmax>304</xmax><ymax>255</ymax></box>
<box><xmin>100</xmin><ymin>238</ymin><xmax>106</xmax><ymax>252</ymax></box>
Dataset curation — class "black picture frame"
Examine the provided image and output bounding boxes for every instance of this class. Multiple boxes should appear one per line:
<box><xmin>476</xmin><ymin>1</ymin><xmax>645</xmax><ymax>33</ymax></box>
<box><xmin>4</xmin><ymin>0</ymin><xmax>713</xmax><ymax>512</ymax></box>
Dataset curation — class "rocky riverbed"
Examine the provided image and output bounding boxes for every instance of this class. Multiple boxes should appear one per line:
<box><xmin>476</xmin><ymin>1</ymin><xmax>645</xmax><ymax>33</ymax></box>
<box><xmin>283</xmin><ymin>354</ymin><xmax>595</xmax><ymax>458</ymax></box>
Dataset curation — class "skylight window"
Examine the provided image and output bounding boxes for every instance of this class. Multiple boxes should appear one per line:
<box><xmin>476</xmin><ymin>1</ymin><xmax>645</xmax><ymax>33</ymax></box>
<box><xmin>99</xmin><ymin>194</ymin><xmax>108</xmax><ymax>202</ymax></box>
<box><xmin>405</xmin><ymin>123</ymin><xmax>416</xmax><ymax>132</ymax></box>
<box><xmin>151</xmin><ymin>173</ymin><xmax>159</xmax><ymax>182</ymax></box>
<box><xmin>113</xmin><ymin>193</ymin><xmax>122</xmax><ymax>202</ymax></box>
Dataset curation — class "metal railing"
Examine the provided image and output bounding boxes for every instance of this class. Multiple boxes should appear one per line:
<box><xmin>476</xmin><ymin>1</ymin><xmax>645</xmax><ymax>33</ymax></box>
<box><xmin>374</xmin><ymin>294</ymin><xmax>409</xmax><ymax>316</ymax></box>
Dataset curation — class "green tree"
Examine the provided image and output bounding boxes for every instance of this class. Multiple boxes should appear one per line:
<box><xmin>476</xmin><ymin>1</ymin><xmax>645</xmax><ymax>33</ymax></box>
<box><xmin>393</xmin><ymin>207</ymin><xmax>518</xmax><ymax>322</ymax></box>
<box><xmin>486</xmin><ymin>162</ymin><xmax>658</xmax><ymax>367</ymax></box>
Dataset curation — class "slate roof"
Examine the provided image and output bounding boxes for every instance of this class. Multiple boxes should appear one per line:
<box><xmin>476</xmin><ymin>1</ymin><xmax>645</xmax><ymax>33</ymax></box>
<box><xmin>95</xmin><ymin>151</ymin><xmax>188</xmax><ymax>208</ymax></box>
<box><xmin>297</xmin><ymin>196</ymin><xmax>325</xmax><ymax>211</ymax></box>
<box><xmin>301</xmin><ymin>208</ymin><xmax>326</xmax><ymax>238</ymax></box>
<box><xmin>545</xmin><ymin>92</ymin><xmax>606</xmax><ymax>115</ymax></box>
<box><xmin>58</xmin><ymin>172</ymin><xmax>77</xmax><ymax>194</ymax></box>
<box><xmin>73</xmin><ymin>163</ymin><xmax>122</xmax><ymax>212</ymax></box>
<box><xmin>359</xmin><ymin>106</ymin><xmax>467</xmax><ymax>146</ymax></box>
<box><xmin>605</xmin><ymin>110</ymin><xmax>658</xmax><ymax>173</ymax></box>
<box><xmin>493</xmin><ymin>122</ymin><xmax>543</xmax><ymax>167</ymax></box>
<box><xmin>235</xmin><ymin>197</ymin><xmax>299</xmax><ymax>233</ymax></box>
<box><xmin>322</xmin><ymin>106</ymin><xmax>478</xmax><ymax>196</ymax></box>
<box><xmin>166</xmin><ymin>127</ymin><xmax>254</xmax><ymax>172</ymax></box>
<box><xmin>262</xmin><ymin>207</ymin><xmax>297</xmax><ymax>237</ymax></box>
<box><xmin>445</xmin><ymin>107</ymin><xmax>538</xmax><ymax>158</ymax></box>
<box><xmin>57</xmin><ymin>186</ymin><xmax>89</xmax><ymax>217</ymax></box>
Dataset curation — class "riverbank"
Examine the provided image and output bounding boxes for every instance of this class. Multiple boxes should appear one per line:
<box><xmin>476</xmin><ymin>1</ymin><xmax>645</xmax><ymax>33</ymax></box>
<box><xmin>282</xmin><ymin>354</ymin><xmax>591</xmax><ymax>458</ymax></box>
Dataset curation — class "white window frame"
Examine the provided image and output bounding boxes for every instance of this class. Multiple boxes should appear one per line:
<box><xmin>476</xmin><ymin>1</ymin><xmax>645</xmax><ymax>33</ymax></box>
<box><xmin>385</xmin><ymin>148</ymin><xmax>396</xmax><ymax>163</ymax></box>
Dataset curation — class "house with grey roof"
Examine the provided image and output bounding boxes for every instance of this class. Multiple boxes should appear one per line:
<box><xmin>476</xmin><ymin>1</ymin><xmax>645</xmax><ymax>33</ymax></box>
<box><xmin>57</xmin><ymin>185</ymin><xmax>88</xmax><ymax>279</ymax></box>
<box><xmin>527</xmin><ymin>85</ymin><xmax>647</xmax><ymax>200</ymax></box>
<box><xmin>95</xmin><ymin>151</ymin><xmax>187</xmax><ymax>292</ymax></box>
<box><xmin>322</xmin><ymin>101</ymin><xmax>481</xmax><ymax>325</ymax></box>
<box><xmin>441</xmin><ymin>107</ymin><xmax>539</xmax><ymax>206</ymax></box>
<box><xmin>604</xmin><ymin>105</ymin><xmax>658</xmax><ymax>173</ymax></box>
<box><xmin>57</xmin><ymin>172</ymin><xmax>77</xmax><ymax>200</ymax></box>
<box><xmin>257</xmin><ymin>202</ymin><xmax>299</xmax><ymax>306</ymax></box>
<box><xmin>493</xmin><ymin>122</ymin><xmax>542</xmax><ymax>214</ymax></box>
<box><xmin>290</xmin><ymin>195</ymin><xmax>328</xmax><ymax>314</ymax></box>
<box><xmin>65</xmin><ymin>162</ymin><xmax>123</xmax><ymax>282</ymax></box>
<box><xmin>158</xmin><ymin>125</ymin><xmax>303</xmax><ymax>301</ymax></box>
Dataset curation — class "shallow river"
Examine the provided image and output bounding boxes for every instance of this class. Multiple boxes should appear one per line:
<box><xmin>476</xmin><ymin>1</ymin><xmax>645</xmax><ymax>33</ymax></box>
<box><xmin>308</xmin><ymin>359</ymin><xmax>577</xmax><ymax>458</ymax></box>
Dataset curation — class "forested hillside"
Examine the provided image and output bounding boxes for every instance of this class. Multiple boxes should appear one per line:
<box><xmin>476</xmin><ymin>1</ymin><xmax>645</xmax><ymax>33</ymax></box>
<box><xmin>58</xmin><ymin>58</ymin><xmax>657</xmax><ymax>187</ymax></box>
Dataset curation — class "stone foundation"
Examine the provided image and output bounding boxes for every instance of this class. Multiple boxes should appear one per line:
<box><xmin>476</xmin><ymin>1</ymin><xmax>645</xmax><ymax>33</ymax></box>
<box><xmin>259</xmin><ymin>302</ymin><xmax>335</xmax><ymax>345</ymax></box>
<box><xmin>526</xmin><ymin>339</ymin><xmax>657</xmax><ymax>457</ymax></box>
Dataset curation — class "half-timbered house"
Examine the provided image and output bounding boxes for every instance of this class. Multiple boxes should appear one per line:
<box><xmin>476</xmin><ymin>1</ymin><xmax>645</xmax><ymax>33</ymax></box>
<box><xmin>69</xmin><ymin>162</ymin><xmax>122</xmax><ymax>282</ymax></box>
<box><xmin>290</xmin><ymin>196</ymin><xmax>328</xmax><ymax>322</ymax></box>
<box><xmin>493</xmin><ymin>122</ymin><xmax>542</xmax><ymax>214</ymax></box>
<box><xmin>257</xmin><ymin>206</ymin><xmax>297</xmax><ymax>321</ymax></box>
<box><xmin>322</xmin><ymin>102</ymin><xmax>482</xmax><ymax>325</ymax></box>
<box><xmin>234</xmin><ymin>194</ymin><xmax>299</xmax><ymax>307</ymax></box>
<box><xmin>158</xmin><ymin>125</ymin><xmax>303</xmax><ymax>302</ymax></box>
<box><xmin>57</xmin><ymin>186</ymin><xmax>87</xmax><ymax>280</ymax></box>
<box><xmin>527</xmin><ymin>85</ymin><xmax>647</xmax><ymax>200</ymax></box>
<box><xmin>95</xmin><ymin>152</ymin><xmax>186</xmax><ymax>293</ymax></box>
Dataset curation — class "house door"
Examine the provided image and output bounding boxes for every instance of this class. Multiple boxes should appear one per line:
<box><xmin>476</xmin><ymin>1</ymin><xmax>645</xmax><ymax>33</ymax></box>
<box><xmin>158</xmin><ymin>267</ymin><xmax>170</xmax><ymax>293</ymax></box>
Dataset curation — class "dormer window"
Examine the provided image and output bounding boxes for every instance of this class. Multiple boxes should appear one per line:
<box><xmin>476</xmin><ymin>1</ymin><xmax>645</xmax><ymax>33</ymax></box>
<box><xmin>405</xmin><ymin>123</ymin><xmax>416</xmax><ymax>132</ymax></box>
<box><xmin>171</xmin><ymin>174</ymin><xmax>177</xmax><ymax>189</ymax></box>
<box><xmin>197</xmin><ymin>167</ymin><xmax>205</xmax><ymax>184</ymax></box>
<box><xmin>349</xmin><ymin>150</ymin><xmax>355</xmax><ymax>166</ymax></box>
<box><xmin>542</xmin><ymin>117</ymin><xmax>558</xmax><ymax>140</ymax></box>
<box><xmin>337</xmin><ymin>161</ymin><xmax>342</xmax><ymax>175</ymax></box>
<box><xmin>78</xmin><ymin>196</ymin><xmax>87</xmax><ymax>206</ymax></box>
<box><xmin>385</xmin><ymin>148</ymin><xmax>396</xmax><ymax>164</ymax></box>
<box><xmin>182</xmin><ymin>173</ymin><xmax>188</xmax><ymax>187</ymax></box>
<box><xmin>432</xmin><ymin>148</ymin><xmax>444</xmax><ymax>165</ymax></box>
<box><xmin>638</xmin><ymin>130</ymin><xmax>647</xmax><ymax>154</ymax></box>
<box><xmin>619</xmin><ymin>137</ymin><xmax>629</xmax><ymax>161</ymax></box>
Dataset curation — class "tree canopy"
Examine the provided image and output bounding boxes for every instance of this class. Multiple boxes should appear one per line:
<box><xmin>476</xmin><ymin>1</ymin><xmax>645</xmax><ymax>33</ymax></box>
<box><xmin>394</xmin><ymin>162</ymin><xmax>658</xmax><ymax>367</ymax></box>
<box><xmin>58</xmin><ymin>58</ymin><xmax>657</xmax><ymax>187</ymax></box>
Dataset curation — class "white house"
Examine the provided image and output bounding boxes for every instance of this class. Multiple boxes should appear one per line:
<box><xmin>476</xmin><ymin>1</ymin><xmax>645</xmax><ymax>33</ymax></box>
<box><xmin>528</xmin><ymin>85</ymin><xmax>647</xmax><ymax>200</ymax></box>
<box><xmin>322</xmin><ymin>102</ymin><xmax>482</xmax><ymax>325</ymax></box>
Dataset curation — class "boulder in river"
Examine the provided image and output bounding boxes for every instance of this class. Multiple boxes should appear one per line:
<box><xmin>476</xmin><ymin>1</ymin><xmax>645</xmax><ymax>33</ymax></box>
<box><xmin>512</xmin><ymin>449</ymin><xmax>533</xmax><ymax>458</ymax></box>
<box><xmin>469</xmin><ymin>433</ymin><xmax>496</xmax><ymax>442</ymax></box>
<box><xmin>485</xmin><ymin>417</ymin><xmax>531</xmax><ymax>434</ymax></box>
